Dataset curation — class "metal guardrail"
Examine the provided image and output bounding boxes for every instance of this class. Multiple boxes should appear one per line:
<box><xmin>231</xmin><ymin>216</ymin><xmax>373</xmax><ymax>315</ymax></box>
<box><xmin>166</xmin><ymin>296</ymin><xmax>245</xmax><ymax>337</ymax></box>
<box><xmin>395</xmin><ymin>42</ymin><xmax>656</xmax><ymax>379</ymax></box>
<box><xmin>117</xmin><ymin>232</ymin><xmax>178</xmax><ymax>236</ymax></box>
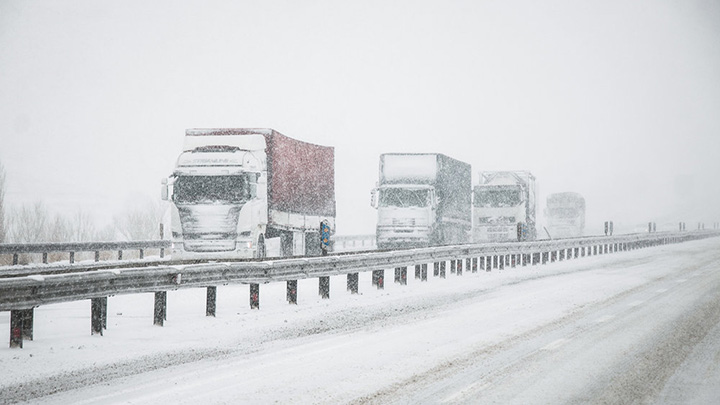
<box><xmin>2</xmin><ymin>231</ymin><xmax>718</xmax><ymax>312</ymax></box>
<box><xmin>0</xmin><ymin>240</ymin><xmax>171</xmax><ymax>265</ymax></box>
<box><xmin>0</xmin><ymin>240</ymin><xmax>171</xmax><ymax>255</ymax></box>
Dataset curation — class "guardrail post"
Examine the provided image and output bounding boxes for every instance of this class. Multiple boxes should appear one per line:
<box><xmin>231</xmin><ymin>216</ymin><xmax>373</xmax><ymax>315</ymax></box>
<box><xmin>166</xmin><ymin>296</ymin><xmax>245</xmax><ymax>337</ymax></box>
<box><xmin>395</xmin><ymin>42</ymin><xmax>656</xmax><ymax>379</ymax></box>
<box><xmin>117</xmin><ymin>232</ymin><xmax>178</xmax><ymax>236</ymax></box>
<box><xmin>250</xmin><ymin>283</ymin><xmax>260</xmax><ymax>309</ymax></box>
<box><xmin>160</xmin><ymin>224</ymin><xmax>165</xmax><ymax>258</ymax></box>
<box><xmin>421</xmin><ymin>263</ymin><xmax>428</xmax><ymax>281</ymax></box>
<box><xmin>101</xmin><ymin>297</ymin><xmax>107</xmax><ymax>329</ymax></box>
<box><xmin>13</xmin><ymin>253</ymin><xmax>18</xmax><ymax>265</ymax></box>
<box><xmin>69</xmin><ymin>252</ymin><xmax>75</xmax><ymax>264</ymax></box>
<box><xmin>319</xmin><ymin>276</ymin><xmax>330</xmax><ymax>299</ymax></box>
<box><xmin>91</xmin><ymin>298</ymin><xmax>105</xmax><ymax>335</ymax></box>
<box><xmin>347</xmin><ymin>273</ymin><xmax>359</xmax><ymax>294</ymax></box>
<box><xmin>139</xmin><ymin>249</ymin><xmax>144</xmax><ymax>259</ymax></box>
<box><xmin>206</xmin><ymin>286</ymin><xmax>217</xmax><ymax>316</ymax></box>
<box><xmin>154</xmin><ymin>291</ymin><xmax>167</xmax><ymax>325</ymax></box>
<box><xmin>439</xmin><ymin>261</ymin><xmax>446</xmax><ymax>278</ymax></box>
<box><xmin>372</xmin><ymin>270</ymin><xmax>384</xmax><ymax>289</ymax></box>
<box><xmin>10</xmin><ymin>310</ymin><xmax>23</xmax><ymax>348</ymax></box>
<box><xmin>19</xmin><ymin>308</ymin><xmax>34</xmax><ymax>341</ymax></box>
<box><xmin>42</xmin><ymin>253</ymin><xmax>48</xmax><ymax>264</ymax></box>
<box><xmin>118</xmin><ymin>250</ymin><xmax>123</xmax><ymax>260</ymax></box>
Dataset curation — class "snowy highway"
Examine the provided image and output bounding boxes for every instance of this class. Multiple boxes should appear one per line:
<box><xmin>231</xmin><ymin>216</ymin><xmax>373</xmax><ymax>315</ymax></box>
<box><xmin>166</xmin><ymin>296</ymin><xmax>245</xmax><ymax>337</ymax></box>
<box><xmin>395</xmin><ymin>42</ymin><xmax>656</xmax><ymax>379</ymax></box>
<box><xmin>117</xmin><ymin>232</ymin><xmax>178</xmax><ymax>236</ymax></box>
<box><xmin>2</xmin><ymin>236</ymin><xmax>720</xmax><ymax>404</ymax></box>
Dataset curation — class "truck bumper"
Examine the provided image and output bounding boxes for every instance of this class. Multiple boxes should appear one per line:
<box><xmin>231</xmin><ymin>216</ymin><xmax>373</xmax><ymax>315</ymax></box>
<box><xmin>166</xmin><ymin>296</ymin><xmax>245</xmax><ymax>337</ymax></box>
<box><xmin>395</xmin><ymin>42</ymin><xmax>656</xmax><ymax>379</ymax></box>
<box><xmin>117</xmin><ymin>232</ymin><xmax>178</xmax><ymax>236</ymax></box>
<box><xmin>170</xmin><ymin>239</ymin><xmax>256</xmax><ymax>259</ymax></box>
<box><xmin>376</xmin><ymin>226</ymin><xmax>431</xmax><ymax>249</ymax></box>
<box><xmin>473</xmin><ymin>225</ymin><xmax>516</xmax><ymax>243</ymax></box>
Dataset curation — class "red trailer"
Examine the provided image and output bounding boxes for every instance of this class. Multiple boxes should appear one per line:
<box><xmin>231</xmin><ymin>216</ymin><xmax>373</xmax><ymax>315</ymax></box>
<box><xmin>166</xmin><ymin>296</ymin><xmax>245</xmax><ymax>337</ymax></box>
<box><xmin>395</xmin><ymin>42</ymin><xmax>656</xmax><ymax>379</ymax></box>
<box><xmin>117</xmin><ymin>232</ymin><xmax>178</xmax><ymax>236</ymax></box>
<box><xmin>163</xmin><ymin>128</ymin><xmax>335</xmax><ymax>258</ymax></box>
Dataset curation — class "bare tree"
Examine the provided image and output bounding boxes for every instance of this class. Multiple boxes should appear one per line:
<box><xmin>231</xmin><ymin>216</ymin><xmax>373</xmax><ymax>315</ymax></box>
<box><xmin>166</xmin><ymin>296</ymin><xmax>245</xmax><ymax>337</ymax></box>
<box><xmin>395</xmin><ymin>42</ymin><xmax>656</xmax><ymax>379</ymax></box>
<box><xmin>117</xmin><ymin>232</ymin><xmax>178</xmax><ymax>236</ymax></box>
<box><xmin>7</xmin><ymin>202</ymin><xmax>50</xmax><ymax>243</ymax></box>
<box><xmin>113</xmin><ymin>199</ymin><xmax>165</xmax><ymax>241</ymax></box>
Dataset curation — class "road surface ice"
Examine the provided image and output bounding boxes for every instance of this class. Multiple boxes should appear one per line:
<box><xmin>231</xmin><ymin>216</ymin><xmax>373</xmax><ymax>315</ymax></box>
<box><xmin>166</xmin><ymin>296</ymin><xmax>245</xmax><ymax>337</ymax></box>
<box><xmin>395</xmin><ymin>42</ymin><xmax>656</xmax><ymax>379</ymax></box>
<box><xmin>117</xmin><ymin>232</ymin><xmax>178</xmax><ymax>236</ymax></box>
<box><xmin>1</xmin><ymin>237</ymin><xmax>720</xmax><ymax>404</ymax></box>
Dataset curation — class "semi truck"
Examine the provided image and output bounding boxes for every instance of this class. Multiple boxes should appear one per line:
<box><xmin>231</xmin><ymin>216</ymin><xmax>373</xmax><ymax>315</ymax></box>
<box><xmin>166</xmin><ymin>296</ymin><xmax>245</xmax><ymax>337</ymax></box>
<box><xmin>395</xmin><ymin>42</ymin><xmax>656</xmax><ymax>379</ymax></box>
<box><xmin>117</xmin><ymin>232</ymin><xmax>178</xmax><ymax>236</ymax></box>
<box><xmin>161</xmin><ymin>128</ymin><xmax>335</xmax><ymax>259</ymax></box>
<box><xmin>371</xmin><ymin>153</ymin><xmax>472</xmax><ymax>249</ymax></box>
<box><xmin>544</xmin><ymin>192</ymin><xmax>585</xmax><ymax>238</ymax></box>
<box><xmin>473</xmin><ymin>171</ymin><xmax>536</xmax><ymax>242</ymax></box>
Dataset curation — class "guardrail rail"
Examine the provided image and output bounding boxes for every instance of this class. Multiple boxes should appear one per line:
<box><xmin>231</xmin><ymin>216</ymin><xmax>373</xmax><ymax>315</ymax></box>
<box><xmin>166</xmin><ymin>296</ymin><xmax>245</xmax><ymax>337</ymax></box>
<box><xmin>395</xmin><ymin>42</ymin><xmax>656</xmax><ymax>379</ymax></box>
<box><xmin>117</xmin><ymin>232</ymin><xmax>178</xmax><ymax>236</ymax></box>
<box><xmin>2</xmin><ymin>230</ymin><xmax>719</xmax><ymax>348</ymax></box>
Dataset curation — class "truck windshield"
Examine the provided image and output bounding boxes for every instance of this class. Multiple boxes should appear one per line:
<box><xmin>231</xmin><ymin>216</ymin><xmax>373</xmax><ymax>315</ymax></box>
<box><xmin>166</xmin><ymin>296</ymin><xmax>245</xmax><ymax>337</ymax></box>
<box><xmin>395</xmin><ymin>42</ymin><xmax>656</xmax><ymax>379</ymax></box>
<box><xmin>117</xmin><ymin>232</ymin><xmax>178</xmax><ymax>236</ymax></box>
<box><xmin>173</xmin><ymin>175</ymin><xmax>252</xmax><ymax>204</ymax></box>
<box><xmin>475</xmin><ymin>187</ymin><xmax>521</xmax><ymax>208</ymax></box>
<box><xmin>379</xmin><ymin>188</ymin><xmax>429</xmax><ymax>208</ymax></box>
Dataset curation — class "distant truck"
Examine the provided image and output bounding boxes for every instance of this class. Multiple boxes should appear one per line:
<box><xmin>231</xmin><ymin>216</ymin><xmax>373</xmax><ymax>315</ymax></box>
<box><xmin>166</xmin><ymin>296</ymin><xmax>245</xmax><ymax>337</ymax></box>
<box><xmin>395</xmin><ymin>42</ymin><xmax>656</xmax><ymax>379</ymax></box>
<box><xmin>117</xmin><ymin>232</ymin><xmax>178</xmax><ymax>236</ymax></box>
<box><xmin>371</xmin><ymin>153</ymin><xmax>472</xmax><ymax>249</ymax></box>
<box><xmin>473</xmin><ymin>171</ymin><xmax>536</xmax><ymax>242</ymax></box>
<box><xmin>162</xmin><ymin>128</ymin><xmax>335</xmax><ymax>259</ymax></box>
<box><xmin>544</xmin><ymin>192</ymin><xmax>585</xmax><ymax>239</ymax></box>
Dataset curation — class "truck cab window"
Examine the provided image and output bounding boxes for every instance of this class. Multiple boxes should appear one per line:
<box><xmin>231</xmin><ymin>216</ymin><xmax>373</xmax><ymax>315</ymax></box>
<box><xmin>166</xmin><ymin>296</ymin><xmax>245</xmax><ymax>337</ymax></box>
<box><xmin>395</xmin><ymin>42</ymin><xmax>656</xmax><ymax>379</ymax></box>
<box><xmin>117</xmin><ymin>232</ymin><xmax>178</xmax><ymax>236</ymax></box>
<box><xmin>379</xmin><ymin>188</ymin><xmax>429</xmax><ymax>208</ymax></box>
<box><xmin>475</xmin><ymin>188</ymin><xmax>521</xmax><ymax>208</ymax></box>
<box><xmin>173</xmin><ymin>175</ymin><xmax>252</xmax><ymax>204</ymax></box>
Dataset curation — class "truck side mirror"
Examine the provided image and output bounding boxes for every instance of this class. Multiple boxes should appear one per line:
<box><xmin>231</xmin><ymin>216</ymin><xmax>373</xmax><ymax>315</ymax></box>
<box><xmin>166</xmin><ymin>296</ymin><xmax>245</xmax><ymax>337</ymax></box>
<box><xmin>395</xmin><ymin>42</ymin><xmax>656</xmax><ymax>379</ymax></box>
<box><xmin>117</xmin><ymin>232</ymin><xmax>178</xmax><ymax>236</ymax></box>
<box><xmin>370</xmin><ymin>188</ymin><xmax>378</xmax><ymax>208</ymax></box>
<box><xmin>161</xmin><ymin>179</ymin><xmax>168</xmax><ymax>201</ymax></box>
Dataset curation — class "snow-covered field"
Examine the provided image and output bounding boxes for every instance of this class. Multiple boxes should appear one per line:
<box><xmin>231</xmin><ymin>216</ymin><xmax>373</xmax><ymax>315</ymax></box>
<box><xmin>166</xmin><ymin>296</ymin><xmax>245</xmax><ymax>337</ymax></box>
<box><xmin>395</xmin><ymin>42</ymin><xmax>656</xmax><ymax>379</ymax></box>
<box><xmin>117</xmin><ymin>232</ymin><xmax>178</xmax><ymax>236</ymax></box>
<box><xmin>2</xmin><ymin>237</ymin><xmax>720</xmax><ymax>404</ymax></box>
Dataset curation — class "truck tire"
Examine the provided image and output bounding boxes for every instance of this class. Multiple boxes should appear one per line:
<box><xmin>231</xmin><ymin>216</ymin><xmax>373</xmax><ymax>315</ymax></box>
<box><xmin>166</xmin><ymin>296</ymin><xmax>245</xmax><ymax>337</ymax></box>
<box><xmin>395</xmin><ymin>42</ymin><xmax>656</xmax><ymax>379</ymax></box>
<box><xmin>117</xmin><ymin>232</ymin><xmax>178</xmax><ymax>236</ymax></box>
<box><xmin>257</xmin><ymin>234</ymin><xmax>266</xmax><ymax>259</ymax></box>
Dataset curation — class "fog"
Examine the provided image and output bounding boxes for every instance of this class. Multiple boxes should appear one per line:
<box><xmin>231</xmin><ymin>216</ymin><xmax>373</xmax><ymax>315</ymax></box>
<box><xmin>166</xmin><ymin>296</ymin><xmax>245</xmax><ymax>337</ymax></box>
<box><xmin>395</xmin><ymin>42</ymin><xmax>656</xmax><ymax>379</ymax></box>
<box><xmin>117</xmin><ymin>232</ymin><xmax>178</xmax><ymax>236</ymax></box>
<box><xmin>1</xmin><ymin>0</ymin><xmax>719</xmax><ymax>236</ymax></box>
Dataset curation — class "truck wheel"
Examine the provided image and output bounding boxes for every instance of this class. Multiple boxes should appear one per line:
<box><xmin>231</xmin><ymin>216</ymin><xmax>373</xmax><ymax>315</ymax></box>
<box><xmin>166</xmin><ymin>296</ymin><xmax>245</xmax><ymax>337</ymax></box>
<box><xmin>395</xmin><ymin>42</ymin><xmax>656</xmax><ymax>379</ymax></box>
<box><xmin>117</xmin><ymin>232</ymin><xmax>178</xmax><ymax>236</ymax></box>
<box><xmin>257</xmin><ymin>234</ymin><xmax>266</xmax><ymax>259</ymax></box>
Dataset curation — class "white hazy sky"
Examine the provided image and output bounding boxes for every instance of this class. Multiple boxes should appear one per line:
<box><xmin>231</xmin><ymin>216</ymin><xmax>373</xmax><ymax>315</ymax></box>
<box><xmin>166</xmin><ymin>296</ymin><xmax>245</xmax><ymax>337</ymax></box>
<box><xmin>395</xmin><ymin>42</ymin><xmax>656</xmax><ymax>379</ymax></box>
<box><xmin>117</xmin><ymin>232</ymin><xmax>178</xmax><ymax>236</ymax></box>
<box><xmin>1</xmin><ymin>0</ymin><xmax>719</xmax><ymax>235</ymax></box>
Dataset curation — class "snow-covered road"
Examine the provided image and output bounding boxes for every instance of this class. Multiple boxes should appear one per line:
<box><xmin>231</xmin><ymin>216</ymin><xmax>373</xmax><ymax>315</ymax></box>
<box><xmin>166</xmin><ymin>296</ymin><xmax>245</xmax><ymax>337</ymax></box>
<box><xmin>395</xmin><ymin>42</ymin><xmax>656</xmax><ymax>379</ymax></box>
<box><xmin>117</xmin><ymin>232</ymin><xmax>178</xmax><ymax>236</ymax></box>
<box><xmin>2</xmin><ymin>237</ymin><xmax>719</xmax><ymax>404</ymax></box>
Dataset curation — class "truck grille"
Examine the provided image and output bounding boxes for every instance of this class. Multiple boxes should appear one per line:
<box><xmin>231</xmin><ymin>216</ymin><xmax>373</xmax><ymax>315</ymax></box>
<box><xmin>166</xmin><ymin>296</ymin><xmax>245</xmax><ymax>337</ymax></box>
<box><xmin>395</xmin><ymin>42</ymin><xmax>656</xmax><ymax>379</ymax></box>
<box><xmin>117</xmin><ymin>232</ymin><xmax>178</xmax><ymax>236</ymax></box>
<box><xmin>392</xmin><ymin>218</ymin><xmax>416</xmax><ymax>226</ymax></box>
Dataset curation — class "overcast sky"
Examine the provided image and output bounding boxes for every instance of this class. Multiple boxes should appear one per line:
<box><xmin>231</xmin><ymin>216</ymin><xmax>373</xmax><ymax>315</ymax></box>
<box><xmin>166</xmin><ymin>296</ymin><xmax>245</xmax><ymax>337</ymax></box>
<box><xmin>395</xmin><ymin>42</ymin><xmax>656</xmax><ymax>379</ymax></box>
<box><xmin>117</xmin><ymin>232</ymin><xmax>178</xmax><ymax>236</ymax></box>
<box><xmin>1</xmin><ymin>0</ymin><xmax>719</xmax><ymax>236</ymax></box>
